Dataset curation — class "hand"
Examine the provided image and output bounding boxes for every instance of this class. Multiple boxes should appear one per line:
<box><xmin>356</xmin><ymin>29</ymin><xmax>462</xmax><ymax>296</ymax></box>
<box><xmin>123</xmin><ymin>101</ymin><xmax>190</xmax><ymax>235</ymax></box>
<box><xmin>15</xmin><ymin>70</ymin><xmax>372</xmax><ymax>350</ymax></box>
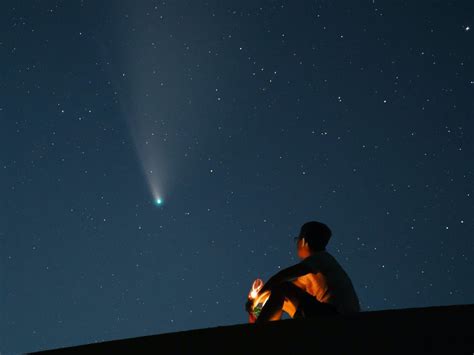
<box><xmin>258</xmin><ymin>284</ymin><xmax>268</xmax><ymax>296</ymax></box>
<box><xmin>258</xmin><ymin>277</ymin><xmax>274</xmax><ymax>296</ymax></box>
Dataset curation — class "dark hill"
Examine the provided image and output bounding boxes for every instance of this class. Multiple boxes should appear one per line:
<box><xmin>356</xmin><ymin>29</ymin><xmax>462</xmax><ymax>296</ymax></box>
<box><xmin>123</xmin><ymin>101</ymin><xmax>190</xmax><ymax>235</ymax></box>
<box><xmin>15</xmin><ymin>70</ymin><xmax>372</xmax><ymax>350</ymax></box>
<box><xmin>30</xmin><ymin>304</ymin><xmax>474</xmax><ymax>354</ymax></box>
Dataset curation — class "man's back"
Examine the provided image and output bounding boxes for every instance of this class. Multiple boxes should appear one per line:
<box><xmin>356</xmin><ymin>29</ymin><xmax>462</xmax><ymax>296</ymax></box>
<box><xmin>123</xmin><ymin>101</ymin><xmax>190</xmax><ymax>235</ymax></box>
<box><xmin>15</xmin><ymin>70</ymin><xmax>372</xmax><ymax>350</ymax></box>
<box><xmin>293</xmin><ymin>250</ymin><xmax>360</xmax><ymax>314</ymax></box>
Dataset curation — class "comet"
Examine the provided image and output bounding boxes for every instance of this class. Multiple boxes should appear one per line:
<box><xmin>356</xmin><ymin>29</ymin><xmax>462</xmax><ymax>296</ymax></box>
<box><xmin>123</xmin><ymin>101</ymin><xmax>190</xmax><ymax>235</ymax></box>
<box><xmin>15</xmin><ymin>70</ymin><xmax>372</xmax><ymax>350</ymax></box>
<box><xmin>112</xmin><ymin>6</ymin><xmax>170</xmax><ymax>207</ymax></box>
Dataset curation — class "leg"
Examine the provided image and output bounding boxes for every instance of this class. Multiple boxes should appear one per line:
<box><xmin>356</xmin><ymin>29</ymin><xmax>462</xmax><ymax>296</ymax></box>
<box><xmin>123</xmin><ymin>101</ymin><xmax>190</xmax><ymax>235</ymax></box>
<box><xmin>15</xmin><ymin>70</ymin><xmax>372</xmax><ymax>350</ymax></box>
<box><xmin>296</xmin><ymin>295</ymin><xmax>339</xmax><ymax>318</ymax></box>
<box><xmin>255</xmin><ymin>282</ymin><xmax>308</xmax><ymax>323</ymax></box>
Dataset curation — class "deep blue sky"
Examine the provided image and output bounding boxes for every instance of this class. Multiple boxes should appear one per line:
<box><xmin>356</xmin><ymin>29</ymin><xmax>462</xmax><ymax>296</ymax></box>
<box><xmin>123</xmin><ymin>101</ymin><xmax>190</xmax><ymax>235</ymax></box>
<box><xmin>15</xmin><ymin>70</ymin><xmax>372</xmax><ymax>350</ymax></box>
<box><xmin>1</xmin><ymin>1</ymin><xmax>473</xmax><ymax>353</ymax></box>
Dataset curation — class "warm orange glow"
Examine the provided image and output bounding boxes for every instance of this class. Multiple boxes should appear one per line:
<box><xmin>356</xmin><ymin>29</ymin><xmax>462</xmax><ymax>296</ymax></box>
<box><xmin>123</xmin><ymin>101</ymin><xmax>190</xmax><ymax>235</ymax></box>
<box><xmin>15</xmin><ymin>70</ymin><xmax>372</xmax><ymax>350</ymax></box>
<box><xmin>248</xmin><ymin>278</ymin><xmax>270</xmax><ymax>310</ymax></box>
<box><xmin>247</xmin><ymin>279</ymin><xmax>299</xmax><ymax>321</ymax></box>
<box><xmin>249</xmin><ymin>278</ymin><xmax>263</xmax><ymax>299</ymax></box>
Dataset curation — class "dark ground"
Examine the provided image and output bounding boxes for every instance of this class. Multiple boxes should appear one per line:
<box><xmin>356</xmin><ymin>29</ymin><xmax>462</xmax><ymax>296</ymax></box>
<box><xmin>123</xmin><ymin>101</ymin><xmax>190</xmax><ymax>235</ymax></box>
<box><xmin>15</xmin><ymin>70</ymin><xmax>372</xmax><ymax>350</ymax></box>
<box><xmin>30</xmin><ymin>304</ymin><xmax>474</xmax><ymax>354</ymax></box>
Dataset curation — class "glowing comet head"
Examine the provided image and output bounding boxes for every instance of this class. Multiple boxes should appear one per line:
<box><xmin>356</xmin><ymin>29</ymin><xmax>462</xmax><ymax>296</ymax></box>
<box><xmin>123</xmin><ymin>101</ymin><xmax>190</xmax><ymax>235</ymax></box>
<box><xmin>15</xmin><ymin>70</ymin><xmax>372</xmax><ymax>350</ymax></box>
<box><xmin>155</xmin><ymin>198</ymin><xmax>163</xmax><ymax>206</ymax></box>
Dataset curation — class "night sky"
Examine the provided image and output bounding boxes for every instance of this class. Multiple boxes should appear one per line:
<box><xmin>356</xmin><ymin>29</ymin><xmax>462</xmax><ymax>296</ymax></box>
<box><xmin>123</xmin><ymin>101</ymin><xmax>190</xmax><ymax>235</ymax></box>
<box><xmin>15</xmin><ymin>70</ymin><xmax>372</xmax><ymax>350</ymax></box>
<box><xmin>1</xmin><ymin>1</ymin><xmax>473</xmax><ymax>353</ymax></box>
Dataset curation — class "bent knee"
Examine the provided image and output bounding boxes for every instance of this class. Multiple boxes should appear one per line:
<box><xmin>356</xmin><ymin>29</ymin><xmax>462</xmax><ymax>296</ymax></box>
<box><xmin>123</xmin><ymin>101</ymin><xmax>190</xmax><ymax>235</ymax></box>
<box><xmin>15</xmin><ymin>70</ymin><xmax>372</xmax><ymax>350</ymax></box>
<box><xmin>271</xmin><ymin>281</ymin><xmax>296</xmax><ymax>296</ymax></box>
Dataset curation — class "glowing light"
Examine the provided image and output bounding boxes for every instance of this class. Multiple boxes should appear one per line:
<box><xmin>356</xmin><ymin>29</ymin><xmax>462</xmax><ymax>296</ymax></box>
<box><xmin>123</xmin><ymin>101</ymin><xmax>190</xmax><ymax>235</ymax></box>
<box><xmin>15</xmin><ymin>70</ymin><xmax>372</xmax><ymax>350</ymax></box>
<box><xmin>248</xmin><ymin>278</ymin><xmax>270</xmax><ymax>309</ymax></box>
<box><xmin>155</xmin><ymin>198</ymin><xmax>163</xmax><ymax>206</ymax></box>
<box><xmin>249</xmin><ymin>278</ymin><xmax>263</xmax><ymax>299</ymax></box>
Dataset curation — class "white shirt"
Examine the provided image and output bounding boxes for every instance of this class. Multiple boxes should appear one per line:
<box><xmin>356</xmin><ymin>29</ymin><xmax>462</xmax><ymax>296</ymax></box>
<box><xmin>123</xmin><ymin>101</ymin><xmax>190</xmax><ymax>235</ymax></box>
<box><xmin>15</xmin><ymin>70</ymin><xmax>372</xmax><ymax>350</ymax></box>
<box><xmin>292</xmin><ymin>250</ymin><xmax>361</xmax><ymax>314</ymax></box>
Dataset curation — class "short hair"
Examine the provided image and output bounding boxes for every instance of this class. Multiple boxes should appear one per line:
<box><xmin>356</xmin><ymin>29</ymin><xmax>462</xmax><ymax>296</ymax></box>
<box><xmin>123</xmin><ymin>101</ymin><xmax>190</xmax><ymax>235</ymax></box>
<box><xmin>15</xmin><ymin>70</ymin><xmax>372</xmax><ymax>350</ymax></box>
<box><xmin>297</xmin><ymin>221</ymin><xmax>332</xmax><ymax>251</ymax></box>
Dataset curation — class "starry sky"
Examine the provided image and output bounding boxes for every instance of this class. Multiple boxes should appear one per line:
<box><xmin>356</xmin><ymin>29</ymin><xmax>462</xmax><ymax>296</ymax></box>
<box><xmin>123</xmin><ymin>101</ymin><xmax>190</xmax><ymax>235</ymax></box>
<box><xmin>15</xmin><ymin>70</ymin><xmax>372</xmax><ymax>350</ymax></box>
<box><xmin>1</xmin><ymin>1</ymin><xmax>473</xmax><ymax>353</ymax></box>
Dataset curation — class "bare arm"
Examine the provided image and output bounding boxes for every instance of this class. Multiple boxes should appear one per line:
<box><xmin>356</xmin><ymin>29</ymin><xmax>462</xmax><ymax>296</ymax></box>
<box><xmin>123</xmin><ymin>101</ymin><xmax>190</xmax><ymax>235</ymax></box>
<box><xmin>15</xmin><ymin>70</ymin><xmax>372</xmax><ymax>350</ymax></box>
<box><xmin>258</xmin><ymin>262</ymin><xmax>311</xmax><ymax>295</ymax></box>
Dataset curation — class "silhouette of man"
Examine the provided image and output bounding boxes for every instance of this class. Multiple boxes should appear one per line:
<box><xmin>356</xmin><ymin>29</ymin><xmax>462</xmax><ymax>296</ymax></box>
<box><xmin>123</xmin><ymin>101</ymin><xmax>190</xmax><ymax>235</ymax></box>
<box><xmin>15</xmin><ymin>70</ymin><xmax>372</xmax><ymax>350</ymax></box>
<box><xmin>247</xmin><ymin>221</ymin><xmax>360</xmax><ymax>323</ymax></box>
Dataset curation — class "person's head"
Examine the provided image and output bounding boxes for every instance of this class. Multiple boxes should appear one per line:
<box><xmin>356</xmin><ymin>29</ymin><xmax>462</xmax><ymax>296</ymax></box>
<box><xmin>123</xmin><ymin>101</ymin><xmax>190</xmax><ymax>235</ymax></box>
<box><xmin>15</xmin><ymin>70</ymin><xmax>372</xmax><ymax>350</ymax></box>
<box><xmin>294</xmin><ymin>221</ymin><xmax>332</xmax><ymax>259</ymax></box>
